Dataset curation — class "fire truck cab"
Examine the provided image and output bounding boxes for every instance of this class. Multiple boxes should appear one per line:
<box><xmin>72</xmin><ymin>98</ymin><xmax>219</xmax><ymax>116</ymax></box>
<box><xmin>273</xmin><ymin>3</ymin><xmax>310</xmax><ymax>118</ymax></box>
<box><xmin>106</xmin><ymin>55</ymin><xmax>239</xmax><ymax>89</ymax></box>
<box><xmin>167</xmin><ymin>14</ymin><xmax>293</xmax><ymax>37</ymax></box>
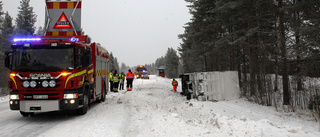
<box><xmin>5</xmin><ymin>36</ymin><xmax>109</xmax><ymax>116</ymax></box>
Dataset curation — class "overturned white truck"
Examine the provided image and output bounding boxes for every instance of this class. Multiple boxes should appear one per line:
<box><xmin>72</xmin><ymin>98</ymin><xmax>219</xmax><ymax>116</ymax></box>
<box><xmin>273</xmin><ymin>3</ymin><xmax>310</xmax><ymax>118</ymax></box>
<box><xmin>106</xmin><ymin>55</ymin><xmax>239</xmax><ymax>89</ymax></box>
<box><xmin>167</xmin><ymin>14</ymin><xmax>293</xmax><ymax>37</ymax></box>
<box><xmin>180</xmin><ymin>71</ymin><xmax>240</xmax><ymax>101</ymax></box>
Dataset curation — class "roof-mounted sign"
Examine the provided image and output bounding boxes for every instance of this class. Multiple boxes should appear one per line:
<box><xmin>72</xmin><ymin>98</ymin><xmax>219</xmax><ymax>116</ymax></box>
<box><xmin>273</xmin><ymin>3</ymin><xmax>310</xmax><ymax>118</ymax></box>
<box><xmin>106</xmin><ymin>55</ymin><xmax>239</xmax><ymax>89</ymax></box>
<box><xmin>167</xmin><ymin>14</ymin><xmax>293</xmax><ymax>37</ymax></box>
<box><xmin>45</xmin><ymin>0</ymin><xmax>82</xmax><ymax>36</ymax></box>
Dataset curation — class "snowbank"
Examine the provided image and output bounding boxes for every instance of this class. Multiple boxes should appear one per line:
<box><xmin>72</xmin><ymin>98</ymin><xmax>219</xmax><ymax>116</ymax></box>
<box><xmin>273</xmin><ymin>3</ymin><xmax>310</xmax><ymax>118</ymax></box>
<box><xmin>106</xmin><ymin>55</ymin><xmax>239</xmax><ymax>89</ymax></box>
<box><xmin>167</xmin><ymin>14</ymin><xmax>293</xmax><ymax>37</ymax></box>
<box><xmin>0</xmin><ymin>75</ymin><xmax>319</xmax><ymax>137</ymax></box>
<box><xmin>39</xmin><ymin>75</ymin><xmax>319</xmax><ymax>137</ymax></box>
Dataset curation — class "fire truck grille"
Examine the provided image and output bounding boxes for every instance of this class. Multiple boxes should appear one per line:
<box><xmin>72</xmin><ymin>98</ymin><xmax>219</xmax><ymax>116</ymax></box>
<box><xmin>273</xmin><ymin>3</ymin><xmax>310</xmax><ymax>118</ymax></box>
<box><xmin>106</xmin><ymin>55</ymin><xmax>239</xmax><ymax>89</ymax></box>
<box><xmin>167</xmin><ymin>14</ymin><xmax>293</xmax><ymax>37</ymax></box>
<box><xmin>22</xmin><ymin>93</ymin><xmax>60</xmax><ymax>100</ymax></box>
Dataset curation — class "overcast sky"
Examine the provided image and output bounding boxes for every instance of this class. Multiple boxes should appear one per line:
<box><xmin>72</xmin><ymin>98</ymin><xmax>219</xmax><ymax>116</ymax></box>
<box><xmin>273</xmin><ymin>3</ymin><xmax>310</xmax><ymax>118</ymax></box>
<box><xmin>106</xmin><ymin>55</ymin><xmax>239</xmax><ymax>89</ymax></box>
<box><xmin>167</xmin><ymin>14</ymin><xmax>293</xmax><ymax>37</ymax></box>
<box><xmin>2</xmin><ymin>0</ymin><xmax>191</xmax><ymax>67</ymax></box>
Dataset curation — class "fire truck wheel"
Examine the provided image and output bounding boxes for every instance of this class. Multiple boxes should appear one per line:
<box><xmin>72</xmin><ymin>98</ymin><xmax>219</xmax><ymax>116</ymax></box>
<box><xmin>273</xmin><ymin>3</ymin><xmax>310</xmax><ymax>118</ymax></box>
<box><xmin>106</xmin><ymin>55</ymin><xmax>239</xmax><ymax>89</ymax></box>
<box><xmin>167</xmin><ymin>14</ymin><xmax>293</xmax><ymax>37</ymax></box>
<box><xmin>77</xmin><ymin>94</ymin><xmax>88</xmax><ymax>115</ymax></box>
<box><xmin>20</xmin><ymin>111</ymin><xmax>34</xmax><ymax>117</ymax></box>
<box><xmin>77</xmin><ymin>83</ymin><xmax>89</xmax><ymax>115</ymax></box>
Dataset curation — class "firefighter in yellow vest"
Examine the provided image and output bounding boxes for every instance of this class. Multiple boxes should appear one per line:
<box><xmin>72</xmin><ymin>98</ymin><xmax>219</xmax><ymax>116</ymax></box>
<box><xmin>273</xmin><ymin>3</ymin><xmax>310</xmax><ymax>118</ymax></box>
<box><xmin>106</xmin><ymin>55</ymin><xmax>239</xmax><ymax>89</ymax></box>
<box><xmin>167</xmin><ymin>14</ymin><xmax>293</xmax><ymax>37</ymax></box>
<box><xmin>112</xmin><ymin>70</ymin><xmax>120</xmax><ymax>92</ymax></box>
<box><xmin>119</xmin><ymin>72</ymin><xmax>125</xmax><ymax>90</ymax></box>
<box><xmin>109</xmin><ymin>70</ymin><xmax>114</xmax><ymax>92</ymax></box>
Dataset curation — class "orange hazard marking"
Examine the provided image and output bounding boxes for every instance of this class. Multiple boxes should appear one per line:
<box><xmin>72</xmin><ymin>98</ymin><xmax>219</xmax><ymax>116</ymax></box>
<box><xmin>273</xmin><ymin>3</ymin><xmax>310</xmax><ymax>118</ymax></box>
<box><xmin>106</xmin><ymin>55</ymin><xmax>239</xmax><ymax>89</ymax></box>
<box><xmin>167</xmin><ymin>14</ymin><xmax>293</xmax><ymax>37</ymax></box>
<box><xmin>68</xmin><ymin>2</ymin><xmax>74</xmax><ymax>9</ymax></box>
<box><xmin>53</xmin><ymin>2</ymin><xmax>60</xmax><ymax>9</ymax></box>
<box><xmin>47</xmin><ymin>2</ymin><xmax>81</xmax><ymax>9</ymax></box>
<box><xmin>52</xmin><ymin>31</ymin><xmax>59</xmax><ymax>36</ymax></box>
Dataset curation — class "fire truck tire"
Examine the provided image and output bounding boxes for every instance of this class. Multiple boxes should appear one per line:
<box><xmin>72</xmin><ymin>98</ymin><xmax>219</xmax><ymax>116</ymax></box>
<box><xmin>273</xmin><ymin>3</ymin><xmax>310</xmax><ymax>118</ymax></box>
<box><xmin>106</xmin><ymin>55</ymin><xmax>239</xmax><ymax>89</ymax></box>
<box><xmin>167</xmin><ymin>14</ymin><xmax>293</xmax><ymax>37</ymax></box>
<box><xmin>77</xmin><ymin>83</ymin><xmax>89</xmax><ymax>115</ymax></box>
<box><xmin>20</xmin><ymin>111</ymin><xmax>34</xmax><ymax>117</ymax></box>
<box><xmin>77</xmin><ymin>94</ymin><xmax>88</xmax><ymax>115</ymax></box>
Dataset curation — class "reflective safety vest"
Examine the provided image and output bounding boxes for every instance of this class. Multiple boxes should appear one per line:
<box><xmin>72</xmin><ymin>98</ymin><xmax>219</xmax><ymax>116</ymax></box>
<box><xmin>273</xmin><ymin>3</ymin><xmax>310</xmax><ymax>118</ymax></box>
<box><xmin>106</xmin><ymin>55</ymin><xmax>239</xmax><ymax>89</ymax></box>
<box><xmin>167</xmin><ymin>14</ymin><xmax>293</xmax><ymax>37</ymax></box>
<box><xmin>113</xmin><ymin>74</ymin><xmax>119</xmax><ymax>83</ymax></box>
<box><xmin>126</xmin><ymin>72</ymin><xmax>135</xmax><ymax>79</ymax></box>
<box><xmin>120</xmin><ymin>74</ymin><xmax>125</xmax><ymax>83</ymax></box>
<box><xmin>172</xmin><ymin>80</ymin><xmax>178</xmax><ymax>86</ymax></box>
<box><xmin>109</xmin><ymin>72</ymin><xmax>113</xmax><ymax>81</ymax></box>
<box><xmin>119</xmin><ymin>74</ymin><xmax>125</xmax><ymax>79</ymax></box>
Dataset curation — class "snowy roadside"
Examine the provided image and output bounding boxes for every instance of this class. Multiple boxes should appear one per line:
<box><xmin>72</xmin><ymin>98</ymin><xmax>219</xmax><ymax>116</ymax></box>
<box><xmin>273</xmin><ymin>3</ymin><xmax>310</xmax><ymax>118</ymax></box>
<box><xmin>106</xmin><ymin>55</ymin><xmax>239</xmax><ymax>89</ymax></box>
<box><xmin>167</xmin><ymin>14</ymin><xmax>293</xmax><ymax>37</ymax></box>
<box><xmin>38</xmin><ymin>75</ymin><xmax>320</xmax><ymax>137</ymax></box>
<box><xmin>0</xmin><ymin>75</ymin><xmax>319</xmax><ymax>137</ymax></box>
<box><xmin>0</xmin><ymin>95</ymin><xmax>8</xmax><ymax>102</ymax></box>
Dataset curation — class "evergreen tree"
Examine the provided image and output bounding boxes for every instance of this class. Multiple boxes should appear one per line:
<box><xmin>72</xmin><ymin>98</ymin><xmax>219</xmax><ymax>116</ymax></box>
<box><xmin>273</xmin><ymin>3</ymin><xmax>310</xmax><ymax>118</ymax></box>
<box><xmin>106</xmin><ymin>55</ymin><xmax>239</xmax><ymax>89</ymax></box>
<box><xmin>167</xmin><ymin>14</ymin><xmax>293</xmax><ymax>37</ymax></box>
<box><xmin>113</xmin><ymin>57</ymin><xmax>119</xmax><ymax>72</ymax></box>
<box><xmin>120</xmin><ymin>63</ymin><xmax>130</xmax><ymax>74</ymax></box>
<box><xmin>15</xmin><ymin>0</ymin><xmax>37</xmax><ymax>36</ymax></box>
<box><xmin>0</xmin><ymin>1</ymin><xmax>5</xmax><ymax>44</ymax></box>
<box><xmin>0</xmin><ymin>2</ymin><xmax>9</xmax><ymax>89</ymax></box>
<box><xmin>109</xmin><ymin>53</ymin><xmax>115</xmax><ymax>71</ymax></box>
<box><xmin>36</xmin><ymin>26</ymin><xmax>45</xmax><ymax>36</ymax></box>
<box><xmin>108</xmin><ymin>52</ymin><xmax>119</xmax><ymax>72</ymax></box>
<box><xmin>144</xmin><ymin>63</ymin><xmax>156</xmax><ymax>74</ymax></box>
<box><xmin>165</xmin><ymin>48</ymin><xmax>179</xmax><ymax>78</ymax></box>
<box><xmin>1</xmin><ymin>12</ymin><xmax>14</xmax><ymax>50</ymax></box>
<box><xmin>179</xmin><ymin>0</ymin><xmax>320</xmax><ymax>111</ymax></box>
<box><xmin>155</xmin><ymin>56</ymin><xmax>165</xmax><ymax>68</ymax></box>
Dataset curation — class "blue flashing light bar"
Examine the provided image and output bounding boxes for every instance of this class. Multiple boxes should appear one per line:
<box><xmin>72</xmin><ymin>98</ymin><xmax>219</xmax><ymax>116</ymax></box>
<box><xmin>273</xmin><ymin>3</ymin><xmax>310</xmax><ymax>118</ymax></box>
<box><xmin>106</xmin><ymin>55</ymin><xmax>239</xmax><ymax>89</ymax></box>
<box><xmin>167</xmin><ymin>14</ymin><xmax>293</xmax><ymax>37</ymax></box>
<box><xmin>13</xmin><ymin>37</ymin><xmax>79</xmax><ymax>42</ymax></box>
<box><xmin>13</xmin><ymin>38</ymin><xmax>41</xmax><ymax>42</ymax></box>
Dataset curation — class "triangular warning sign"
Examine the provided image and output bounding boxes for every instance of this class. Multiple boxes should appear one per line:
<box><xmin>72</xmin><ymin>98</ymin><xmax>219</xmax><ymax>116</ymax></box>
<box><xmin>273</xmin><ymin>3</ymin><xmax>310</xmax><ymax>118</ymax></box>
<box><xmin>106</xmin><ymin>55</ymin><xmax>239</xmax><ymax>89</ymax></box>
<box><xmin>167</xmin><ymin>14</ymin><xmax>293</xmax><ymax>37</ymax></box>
<box><xmin>53</xmin><ymin>12</ymin><xmax>73</xmax><ymax>29</ymax></box>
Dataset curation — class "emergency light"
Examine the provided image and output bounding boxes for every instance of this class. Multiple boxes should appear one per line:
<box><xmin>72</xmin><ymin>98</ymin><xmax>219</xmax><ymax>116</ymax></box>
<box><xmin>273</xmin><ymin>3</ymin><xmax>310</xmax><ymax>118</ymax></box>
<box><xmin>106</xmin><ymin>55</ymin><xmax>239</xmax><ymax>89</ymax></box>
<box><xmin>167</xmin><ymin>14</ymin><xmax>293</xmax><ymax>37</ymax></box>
<box><xmin>13</xmin><ymin>38</ymin><xmax>41</xmax><ymax>42</ymax></box>
<box><xmin>70</xmin><ymin>37</ymin><xmax>79</xmax><ymax>42</ymax></box>
<box><xmin>13</xmin><ymin>37</ymin><xmax>78</xmax><ymax>42</ymax></box>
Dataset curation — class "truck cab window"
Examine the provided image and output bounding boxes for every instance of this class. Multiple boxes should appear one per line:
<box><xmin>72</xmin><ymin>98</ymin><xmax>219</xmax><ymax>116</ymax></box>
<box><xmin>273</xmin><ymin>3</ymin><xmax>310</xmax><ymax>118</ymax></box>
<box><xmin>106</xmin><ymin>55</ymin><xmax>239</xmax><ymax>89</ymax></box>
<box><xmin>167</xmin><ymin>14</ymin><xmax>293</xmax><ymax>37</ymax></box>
<box><xmin>77</xmin><ymin>47</ymin><xmax>91</xmax><ymax>68</ymax></box>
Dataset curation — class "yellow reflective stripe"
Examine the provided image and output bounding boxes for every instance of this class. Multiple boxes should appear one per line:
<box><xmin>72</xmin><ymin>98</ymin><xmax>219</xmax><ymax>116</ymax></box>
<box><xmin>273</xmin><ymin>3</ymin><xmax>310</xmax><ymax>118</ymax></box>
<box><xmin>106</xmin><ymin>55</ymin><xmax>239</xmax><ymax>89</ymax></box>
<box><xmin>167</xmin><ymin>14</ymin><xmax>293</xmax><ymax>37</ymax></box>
<box><xmin>80</xmin><ymin>75</ymin><xmax>86</xmax><ymax>85</ymax></box>
<box><xmin>10</xmin><ymin>75</ymin><xmax>17</xmax><ymax>89</ymax></box>
<box><xmin>65</xmin><ymin>70</ymin><xmax>87</xmax><ymax>88</ymax></box>
<box><xmin>88</xmin><ymin>69</ymin><xmax>94</xmax><ymax>82</ymax></box>
<box><xmin>91</xmin><ymin>73</ymin><xmax>94</xmax><ymax>82</ymax></box>
<box><xmin>88</xmin><ymin>69</ymin><xmax>94</xmax><ymax>74</ymax></box>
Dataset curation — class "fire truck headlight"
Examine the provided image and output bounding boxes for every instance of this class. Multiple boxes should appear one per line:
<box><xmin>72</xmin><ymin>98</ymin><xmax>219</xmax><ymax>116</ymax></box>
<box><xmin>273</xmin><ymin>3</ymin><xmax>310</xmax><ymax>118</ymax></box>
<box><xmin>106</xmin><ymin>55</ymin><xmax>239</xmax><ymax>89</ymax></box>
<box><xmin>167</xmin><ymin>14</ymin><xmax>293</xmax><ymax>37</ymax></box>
<box><xmin>49</xmin><ymin>80</ymin><xmax>56</xmax><ymax>87</ymax></box>
<box><xmin>51</xmin><ymin>43</ymin><xmax>58</xmax><ymax>47</ymax></box>
<box><xmin>23</xmin><ymin>43</ymin><xmax>31</xmax><ymax>48</ymax></box>
<box><xmin>9</xmin><ymin>94</ymin><xmax>19</xmax><ymax>100</ymax></box>
<box><xmin>42</xmin><ymin>80</ymin><xmax>49</xmax><ymax>88</ymax></box>
<box><xmin>23</xmin><ymin>81</ymin><xmax>30</xmax><ymax>88</ymax></box>
<box><xmin>70</xmin><ymin>100</ymin><xmax>75</xmax><ymax>104</ymax></box>
<box><xmin>30</xmin><ymin>81</ymin><xmax>37</xmax><ymax>88</ymax></box>
<box><xmin>64</xmin><ymin>94</ymin><xmax>78</xmax><ymax>99</ymax></box>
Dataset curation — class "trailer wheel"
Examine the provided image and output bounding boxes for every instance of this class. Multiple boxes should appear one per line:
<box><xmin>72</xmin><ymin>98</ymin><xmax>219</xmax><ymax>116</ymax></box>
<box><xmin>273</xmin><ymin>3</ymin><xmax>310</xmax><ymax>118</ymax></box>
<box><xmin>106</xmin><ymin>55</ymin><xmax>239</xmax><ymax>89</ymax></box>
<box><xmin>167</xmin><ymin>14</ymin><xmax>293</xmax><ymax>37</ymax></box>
<box><xmin>77</xmin><ymin>83</ymin><xmax>89</xmax><ymax>115</ymax></box>
<box><xmin>20</xmin><ymin>111</ymin><xmax>34</xmax><ymax>117</ymax></box>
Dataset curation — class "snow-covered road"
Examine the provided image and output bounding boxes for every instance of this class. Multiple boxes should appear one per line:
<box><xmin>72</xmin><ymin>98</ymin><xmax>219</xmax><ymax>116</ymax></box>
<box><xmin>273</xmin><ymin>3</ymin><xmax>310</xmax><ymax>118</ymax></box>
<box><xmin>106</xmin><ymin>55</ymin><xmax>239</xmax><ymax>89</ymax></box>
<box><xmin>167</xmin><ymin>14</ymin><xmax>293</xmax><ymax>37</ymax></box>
<box><xmin>0</xmin><ymin>75</ymin><xmax>319</xmax><ymax>137</ymax></box>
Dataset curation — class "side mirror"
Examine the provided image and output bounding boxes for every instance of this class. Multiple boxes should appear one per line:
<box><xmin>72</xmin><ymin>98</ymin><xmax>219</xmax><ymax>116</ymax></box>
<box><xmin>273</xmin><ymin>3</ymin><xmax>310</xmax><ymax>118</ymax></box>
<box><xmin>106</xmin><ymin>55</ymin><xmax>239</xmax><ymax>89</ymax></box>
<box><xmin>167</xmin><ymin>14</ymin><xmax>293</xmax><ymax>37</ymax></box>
<box><xmin>4</xmin><ymin>50</ymin><xmax>13</xmax><ymax>69</ymax></box>
<box><xmin>5</xmin><ymin>56</ymin><xmax>10</xmax><ymax>69</ymax></box>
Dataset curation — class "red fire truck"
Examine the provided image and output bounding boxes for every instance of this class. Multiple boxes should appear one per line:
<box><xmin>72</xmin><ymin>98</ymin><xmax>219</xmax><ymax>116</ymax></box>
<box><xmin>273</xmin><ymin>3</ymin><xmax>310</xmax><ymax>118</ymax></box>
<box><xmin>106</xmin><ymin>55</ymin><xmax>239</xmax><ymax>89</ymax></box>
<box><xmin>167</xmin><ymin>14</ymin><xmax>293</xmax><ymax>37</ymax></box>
<box><xmin>5</xmin><ymin>36</ymin><xmax>109</xmax><ymax>116</ymax></box>
<box><xmin>136</xmin><ymin>65</ymin><xmax>149</xmax><ymax>79</ymax></box>
<box><xmin>5</xmin><ymin>0</ymin><xmax>110</xmax><ymax>116</ymax></box>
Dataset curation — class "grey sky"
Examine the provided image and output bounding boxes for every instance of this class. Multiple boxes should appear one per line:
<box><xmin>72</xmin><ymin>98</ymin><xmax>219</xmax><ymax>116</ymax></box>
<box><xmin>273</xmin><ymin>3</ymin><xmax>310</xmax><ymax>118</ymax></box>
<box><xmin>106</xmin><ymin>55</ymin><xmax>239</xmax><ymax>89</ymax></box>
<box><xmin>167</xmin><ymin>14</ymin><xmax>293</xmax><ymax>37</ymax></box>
<box><xmin>2</xmin><ymin>0</ymin><xmax>191</xmax><ymax>67</ymax></box>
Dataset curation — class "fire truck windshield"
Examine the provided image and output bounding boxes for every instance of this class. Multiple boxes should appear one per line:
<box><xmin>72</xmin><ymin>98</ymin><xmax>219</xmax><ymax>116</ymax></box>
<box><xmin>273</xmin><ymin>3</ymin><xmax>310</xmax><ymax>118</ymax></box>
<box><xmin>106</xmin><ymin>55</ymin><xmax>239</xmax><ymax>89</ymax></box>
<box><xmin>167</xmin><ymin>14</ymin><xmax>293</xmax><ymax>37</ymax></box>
<box><xmin>137</xmin><ymin>67</ymin><xmax>146</xmax><ymax>72</ymax></box>
<box><xmin>12</xmin><ymin>47</ymin><xmax>74</xmax><ymax>72</ymax></box>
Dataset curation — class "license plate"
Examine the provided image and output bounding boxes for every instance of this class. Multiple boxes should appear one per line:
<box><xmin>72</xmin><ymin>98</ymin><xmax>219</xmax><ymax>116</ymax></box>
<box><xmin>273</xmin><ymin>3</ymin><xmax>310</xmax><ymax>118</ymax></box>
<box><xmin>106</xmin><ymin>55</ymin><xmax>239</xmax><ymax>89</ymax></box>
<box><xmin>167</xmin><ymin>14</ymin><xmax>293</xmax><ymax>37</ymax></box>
<box><xmin>30</xmin><ymin>106</ymin><xmax>41</xmax><ymax>111</ymax></box>
<box><xmin>33</xmin><ymin>95</ymin><xmax>48</xmax><ymax>99</ymax></box>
